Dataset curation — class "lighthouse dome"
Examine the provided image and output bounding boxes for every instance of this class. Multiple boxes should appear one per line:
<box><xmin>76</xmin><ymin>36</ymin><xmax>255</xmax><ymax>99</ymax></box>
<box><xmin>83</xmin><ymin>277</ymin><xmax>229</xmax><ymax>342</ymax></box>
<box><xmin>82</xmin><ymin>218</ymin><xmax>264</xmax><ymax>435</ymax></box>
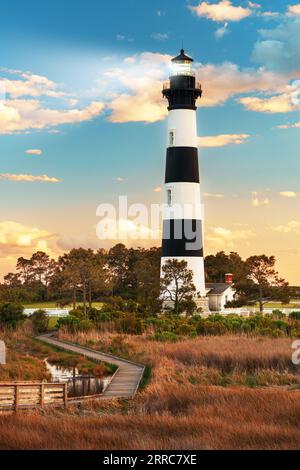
<box><xmin>171</xmin><ymin>49</ymin><xmax>194</xmax><ymax>63</ymax></box>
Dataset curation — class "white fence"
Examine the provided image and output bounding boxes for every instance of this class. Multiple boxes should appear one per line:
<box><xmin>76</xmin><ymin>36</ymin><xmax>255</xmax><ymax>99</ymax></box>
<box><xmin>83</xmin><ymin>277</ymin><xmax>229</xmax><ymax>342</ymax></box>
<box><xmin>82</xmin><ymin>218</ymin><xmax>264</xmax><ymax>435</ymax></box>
<box><xmin>24</xmin><ymin>308</ymin><xmax>69</xmax><ymax>317</ymax></box>
<box><xmin>219</xmin><ymin>307</ymin><xmax>300</xmax><ymax>316</ymax></box>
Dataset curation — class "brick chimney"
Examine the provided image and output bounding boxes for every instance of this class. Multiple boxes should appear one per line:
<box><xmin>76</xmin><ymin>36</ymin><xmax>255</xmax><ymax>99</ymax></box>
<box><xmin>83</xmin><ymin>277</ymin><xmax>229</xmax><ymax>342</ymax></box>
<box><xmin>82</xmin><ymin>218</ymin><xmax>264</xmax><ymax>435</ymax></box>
<box><xmin>225</xmin><ymin>273</ymin><xmax>233</xmax><ymax>284</ymax></box>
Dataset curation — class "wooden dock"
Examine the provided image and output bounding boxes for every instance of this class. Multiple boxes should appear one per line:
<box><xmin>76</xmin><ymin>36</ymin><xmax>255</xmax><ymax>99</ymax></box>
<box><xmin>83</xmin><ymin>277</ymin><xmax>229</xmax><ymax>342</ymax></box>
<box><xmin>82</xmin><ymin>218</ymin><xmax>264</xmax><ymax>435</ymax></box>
<box><xmin>0</xmin><ymin>382</ymin><xmax>67</xmax><ymax>412</ymax></box>
<box><xmin>37</xmin><ymin>334</ymin><xmax>145</xmax><ymax>399</ymax></box>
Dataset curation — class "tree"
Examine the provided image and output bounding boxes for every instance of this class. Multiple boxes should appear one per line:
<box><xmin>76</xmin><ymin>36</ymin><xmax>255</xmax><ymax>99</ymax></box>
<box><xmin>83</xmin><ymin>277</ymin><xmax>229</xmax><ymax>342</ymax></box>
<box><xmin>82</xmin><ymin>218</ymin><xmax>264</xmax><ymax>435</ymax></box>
<box><xmin>16</xmin><ymin>257</ymin><xmax>33</xmax><ymax>284</ymax></box>
<box><xmin>30</xmin><ymin>310</ymin><xmax>49</xmax><ymax>334</ymax></box>
<box><xmin>160</xmin><ymin>259</ymin><xmax>196</xmax><ymax>315</ymax></box>
<box><xmin>245</xmin><ymin>255</ymin><xmax>289</xmax><ymax>313</ymax></box>
<box><xmin>56</xmin><ymin>248</ymin><xmax>107</xmax><ymax>317</ymax></box>
<box><xmin>0</xmin><ymin>302</ymin><xmax>25</xmax><ymax>329</ymax></box>
<box><xmin>133</xmin><ymin>249</ymin><xmax>160</xmax><ymax>305</ymax></box>
<box><xmin>3</xmin><ymin>272</ymin><xmax>21</xmax><ymax>287</ymax></box>
<box><xmin>205</xmin><ymin>251</ymin><xmax>247</xmax><ymax>283</ymax></box>
<box><xmin>107</xmin><ymin>244</ymin><xmax>130</xmax><ymax>295</ymax></box>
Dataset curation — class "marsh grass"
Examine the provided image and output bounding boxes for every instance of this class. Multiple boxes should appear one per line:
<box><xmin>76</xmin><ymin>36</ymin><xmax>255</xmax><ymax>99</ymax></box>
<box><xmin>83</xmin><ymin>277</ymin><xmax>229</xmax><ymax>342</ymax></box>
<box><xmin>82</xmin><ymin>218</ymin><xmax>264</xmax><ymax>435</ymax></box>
<box><xmin>1</xmin><ymin>328</ymin><xmax>300</xmax><ymax>449</ymax></box>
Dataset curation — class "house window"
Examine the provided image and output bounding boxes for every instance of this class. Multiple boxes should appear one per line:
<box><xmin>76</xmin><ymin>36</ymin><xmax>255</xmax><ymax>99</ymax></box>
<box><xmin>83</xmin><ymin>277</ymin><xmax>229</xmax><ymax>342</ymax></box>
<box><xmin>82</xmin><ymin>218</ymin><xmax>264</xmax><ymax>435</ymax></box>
<box><xmin>169</xmin><ymin>130</ymin><xmax>175</xmax><ymax>146</ymax></box>
<box><xmin>167</xmin><ymin>188</ymin><xmax>173</xmax><ymax>207</ymax></box>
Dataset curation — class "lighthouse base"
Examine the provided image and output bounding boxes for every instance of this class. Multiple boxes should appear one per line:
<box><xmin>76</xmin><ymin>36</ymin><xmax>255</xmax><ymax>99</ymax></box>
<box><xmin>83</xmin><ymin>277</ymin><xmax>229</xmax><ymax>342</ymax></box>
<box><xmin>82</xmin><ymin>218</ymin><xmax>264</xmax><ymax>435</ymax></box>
<box><xmin>162</xmin><ymin>297</ymin><xmax>210</xmax><ymax>316</ymax></box>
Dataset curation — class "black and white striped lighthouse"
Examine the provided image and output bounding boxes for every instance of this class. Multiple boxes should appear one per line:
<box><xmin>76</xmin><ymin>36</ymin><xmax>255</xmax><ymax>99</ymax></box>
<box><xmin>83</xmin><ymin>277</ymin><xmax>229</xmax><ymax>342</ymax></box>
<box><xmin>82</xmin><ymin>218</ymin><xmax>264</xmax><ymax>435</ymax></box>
<box><xmin>161</xmin><ymin>49</ymin><xmax>207</xmax><ymax>305</ymax></box>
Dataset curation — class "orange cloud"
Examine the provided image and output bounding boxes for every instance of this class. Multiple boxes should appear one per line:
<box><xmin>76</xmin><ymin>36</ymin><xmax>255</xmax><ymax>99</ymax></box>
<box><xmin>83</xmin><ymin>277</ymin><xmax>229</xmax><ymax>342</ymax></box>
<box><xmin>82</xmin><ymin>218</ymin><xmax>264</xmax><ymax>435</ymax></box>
<box><xmin>0</xmin><ymin>173</ymin><xmax>62</xmax><ymax>183</ymax></box>
<box><xmin>189</xmin><ymin>1</ymin><xmax>253</xmax><ymax>22</ymax></box>
<box><xmin>0</xmin><ymin>221</ymin><xmax>57</xmax><ymax>256</ymax></box>
<box><xmin>25</xmin><ymin>149</ymin><xmax>42</xmax><ymax>155</ymax></box>
<box><xmin>0</xmin><ymin>99</ymin><xmax>105</xmax><ymax>134</ymax></box>
<box><xmin>206</xmin><ymin>225</ymin><xmax>256</xmax><ymax>249</ymax></box>
<box><xmin>287</xmin><ymin>4</ymin><xmax>300</xmax><ymax>16</ymax></box>
<box><xmin>0</xmin><ymin>70</ymin><xmax>66</xmax><ymax>99</ymax></box>
<box><xmin>198</xmin><ymin>133</ymin><xmax>250</xmax><ymax>147</ymax></box>
<box><xmin>279</xmin><ymin>191</ymin><xmax>298</xmax><ymax>198</ymax></box>
<box><xmin>238</xmin><ymin>93</ymin><xmax>297</xmax><ymax>113</ymax></box>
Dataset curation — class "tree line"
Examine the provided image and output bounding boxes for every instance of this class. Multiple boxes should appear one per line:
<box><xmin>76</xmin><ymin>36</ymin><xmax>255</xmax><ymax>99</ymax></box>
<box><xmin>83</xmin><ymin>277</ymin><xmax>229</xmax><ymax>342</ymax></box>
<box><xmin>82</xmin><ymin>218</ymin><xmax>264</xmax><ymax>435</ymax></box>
<box><xmin>0</xmin><ymin>245</ymin><xmax>291</xmax><ymax>314</ymax></box>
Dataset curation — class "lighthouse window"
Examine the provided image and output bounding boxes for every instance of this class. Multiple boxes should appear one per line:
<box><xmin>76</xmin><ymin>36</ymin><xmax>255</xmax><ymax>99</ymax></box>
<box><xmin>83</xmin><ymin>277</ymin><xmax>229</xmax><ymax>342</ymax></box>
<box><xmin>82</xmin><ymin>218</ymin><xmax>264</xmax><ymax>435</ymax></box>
<box><xmin>169</xmin><ymin>130</ymin><xmax>175</xmax><ymax>146</ymax></box>
<box><xmin>167</xmin><ymin>188</ymin><xmax>173</xmax><ymax>207</ymax></box>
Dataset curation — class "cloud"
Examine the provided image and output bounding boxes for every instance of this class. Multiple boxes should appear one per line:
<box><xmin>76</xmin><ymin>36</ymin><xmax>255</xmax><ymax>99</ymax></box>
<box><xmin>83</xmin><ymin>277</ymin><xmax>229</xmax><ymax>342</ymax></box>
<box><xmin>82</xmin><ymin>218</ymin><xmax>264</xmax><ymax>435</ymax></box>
<box><xmin>0</xmin><ymin>173</ymin><xmax>62</xmax><ymax>183</ymax></box>
<box><xmin>0</xmin><ymin>70</ymin><xmax>66</xmax><ymax>99</ymax></box>
<box><xmin>279</xmin><ymin>191</ymin><xmax>297</xmax><ymax>198</ymax></box>
<box><xmin>198</xmin><ymin>133</ymin><xmax>250</xmax><ymax>147</ymax></box>
<box><xmin>116</xmin><ymin>177</ymin><xmax>124</xmax><ymax>182</ymax></box>
<box><xmin>196</xmin><ymin>62</ymin><xmax>292</xmax><ymax>107</ymax></box>
<box><xmin>0</xmin><ymin>99</ymin><xmax>105</xmax><ymax>134</ymax></box>
<box><xmin>106</xmin><ymin>52</ymin><xmax>170</xmax><ymax>123</ymax></box>
<box><xmin>116</xmin><ymin>34</ymin><xmax>134</xmax><ymax>42</ymax></box>
<box><xmin>206</xmin><ymin>225</ymin><xmax>255</xmax><ymax>249</ymax></box>
<box><xmin>89</xmin><ymin>52</ymin><xmax>299</xmax><ymax>122</ymax></box>
<box><xmin>252</xmin><ymin>18</ymin><xmax>300</xmax><ymax>72</ymax></box>
<box><xmin>204</xmin><ymin>192</ymin><xmax>225</xmax><ymax>198</ymax></box>
<box><xmin>151</xmin><ymin>32</ymin><xmax>169</xmax><ymax>41</ymax></box>
<box><xmin>277</xmin><ymin>120</ymin><xmax>300</xmax><ymax>129</ymax></box>
<box><xmin>189</xmin><ymin>1</ymin><xmax>253</xmax><ymax>22</ymax></box>
<box><xmin>238</xmin><ymin>92</ymin><xmax>298</xmax><ymax>113</ymax></box>
<box><xmin>0</xmin><ymin>220</ymin><xmax>57</xmax><ymax>258</ymax></box>
<box><xmin>287</xmin><ymin>4</ymin><xmax>300</xmax><ymax>16</ymax></box>
<box><xmin>273</xmin><ymin>220</ymin><xmax>300</xmax><ymax>233</ymax></box>
<box><xmin>25</xmin><ymin>149</ymin><xmax>42</xmax><ymax>155</ymax></box>
<box><xmin>215</xmin><ymin>22</ymin><xmax>229</xmax><ymax>39</ymax></box>
<box><xmin>153</xmin><ymin>186</ymin><xmax>162</xmax><ymax>192</ymax></box>
<box><xmin>261</xmin><ymin>11</ymin><xmax>280</xmax><ymax>18</ymax></box>
<box><xmin>251</xmin><ymin>191</ymin><xmax>270</xmax><ymax>207</ymax></box>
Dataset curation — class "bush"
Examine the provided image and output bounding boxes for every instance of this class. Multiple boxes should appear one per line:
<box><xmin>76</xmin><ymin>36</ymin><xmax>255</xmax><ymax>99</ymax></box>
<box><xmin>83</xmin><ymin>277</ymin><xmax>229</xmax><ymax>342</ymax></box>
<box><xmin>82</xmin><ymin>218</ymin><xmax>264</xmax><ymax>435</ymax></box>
<box><xmin>30</xmin><ymin>310</ymin><xmax>49</xmax><ymax>334</ymax></box>
<box><xmin>272</xmin><ymin>309</ymin><xmax>285</xmax><ymax>319</ymax></box>
<box><xmin>116</xmin><ymin>314</ymin><xmax>143</xmax><ymax>335</ymax></box>
<box><xmin>289</xmin><ymin>311</ymin><xmax>300</xmax><ymax>320</ymax></box>
<box><xmin>0</xmin><ymin>302</ymin><xmax>25</xmax><ymax>329</ymax></box>
<box><xmin>88</xmin><ymin>308</ymin><xmax>111</xmax><ymax>323</ymax></box>
<box><xmin>151</xmin><ymin>331</ymin><xmax>182</xmax><ymax>342</ymax></box>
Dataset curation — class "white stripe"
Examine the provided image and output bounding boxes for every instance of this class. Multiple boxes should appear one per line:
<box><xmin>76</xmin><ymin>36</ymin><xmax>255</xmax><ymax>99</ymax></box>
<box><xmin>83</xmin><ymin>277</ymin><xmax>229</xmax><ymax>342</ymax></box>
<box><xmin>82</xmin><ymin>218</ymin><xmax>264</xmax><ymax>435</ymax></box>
<box><xmin>163</xmin><ymin>182</ymin><xmax>203</xmax><ymax>220</ymax></box>
<box><xmin>161</xmin><ymin>256</ymin><xmax>206</xmax><ymax>297</ymax></box>
<box><xmin>168</xmin><ymin>109</ymin><xmax>197</xmax><ymax>148</ymax></box>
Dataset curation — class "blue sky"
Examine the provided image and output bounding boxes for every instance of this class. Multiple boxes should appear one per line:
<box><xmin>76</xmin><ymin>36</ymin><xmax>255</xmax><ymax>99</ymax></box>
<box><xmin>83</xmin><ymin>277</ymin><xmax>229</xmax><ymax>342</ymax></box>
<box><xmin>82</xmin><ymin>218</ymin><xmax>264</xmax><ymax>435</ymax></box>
<box><xmin>0</xmin><ymin>0</ymin><xmax>300</xmax><ymax>283</ymax></box>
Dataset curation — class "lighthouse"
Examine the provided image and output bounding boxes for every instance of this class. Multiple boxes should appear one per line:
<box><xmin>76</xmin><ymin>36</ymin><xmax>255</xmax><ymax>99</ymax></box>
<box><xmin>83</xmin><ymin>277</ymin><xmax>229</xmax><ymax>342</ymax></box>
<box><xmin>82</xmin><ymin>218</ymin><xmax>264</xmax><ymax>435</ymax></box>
<box><xmin>161</xmin><ymin>49</ymin><xmax>209</xmax><ymax>311</ymax></box>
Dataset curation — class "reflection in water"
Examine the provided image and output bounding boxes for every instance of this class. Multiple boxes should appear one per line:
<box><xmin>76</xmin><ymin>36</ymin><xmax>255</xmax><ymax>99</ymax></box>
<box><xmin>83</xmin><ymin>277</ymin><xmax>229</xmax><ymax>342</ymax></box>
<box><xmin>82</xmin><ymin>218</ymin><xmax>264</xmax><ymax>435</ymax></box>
<box><xmin>45</xmin><ymin>359</ymin><xmax>110</xmax><ymax>397</ymax></box>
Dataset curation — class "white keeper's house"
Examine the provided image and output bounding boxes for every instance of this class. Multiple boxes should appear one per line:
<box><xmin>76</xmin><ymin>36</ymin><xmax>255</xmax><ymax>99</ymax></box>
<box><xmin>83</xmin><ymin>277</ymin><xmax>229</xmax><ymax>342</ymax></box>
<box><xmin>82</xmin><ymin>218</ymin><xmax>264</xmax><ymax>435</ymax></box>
<box><xmin>206</xmin><ymin>273</ymin><xmax>236</xmax><ymax>312</ymax></box>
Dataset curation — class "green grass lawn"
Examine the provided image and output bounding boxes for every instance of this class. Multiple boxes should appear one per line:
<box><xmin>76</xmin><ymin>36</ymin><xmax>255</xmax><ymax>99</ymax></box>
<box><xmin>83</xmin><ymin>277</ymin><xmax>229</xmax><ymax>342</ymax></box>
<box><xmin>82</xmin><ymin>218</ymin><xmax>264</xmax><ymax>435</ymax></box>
<box><xmin>23</xmin><ymin>301</ymin><xmax>104</xmax><ymax>309</ymax></box>
<box><xmin>245</xmin><ymin>301</ymin><xmax>300</xmax><ymax>309</ymax></box>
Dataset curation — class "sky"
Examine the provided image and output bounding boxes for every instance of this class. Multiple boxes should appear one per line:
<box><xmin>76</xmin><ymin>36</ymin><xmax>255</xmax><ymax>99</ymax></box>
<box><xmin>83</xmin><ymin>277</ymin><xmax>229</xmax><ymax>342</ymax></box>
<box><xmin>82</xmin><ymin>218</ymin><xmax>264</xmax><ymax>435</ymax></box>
<box><xmin>0</xmin><ymin>0</ymin><xmax>300</xmax><ymax>284</ymax></box>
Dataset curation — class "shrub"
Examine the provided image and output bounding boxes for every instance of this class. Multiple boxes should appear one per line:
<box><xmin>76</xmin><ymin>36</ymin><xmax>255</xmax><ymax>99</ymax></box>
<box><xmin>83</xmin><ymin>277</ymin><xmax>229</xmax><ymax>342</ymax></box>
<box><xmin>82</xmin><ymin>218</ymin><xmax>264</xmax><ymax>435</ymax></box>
<box><xmin>151</xmin><ymin>331</ymin><xmax>182</xmax><ymax>342</ymax></box>
<box><xmin>116</xmin><ymin>314</ymin><xmax>143</xmax><ymax>335</ymax></box>
<box><xmin>30</xmin><ymin>310</ymin><xmax>49</xmax><ymax>334</ymax></box>
<box><xmin>57</xmin><ymin>316</ymin><xmax>81</xmax><ymax>333</ymax></box>
<box><xmin>69</xmin><ymin>307</ymin><xmax>85</xmax><ymax>319</ymax></box>
<box><xmin>0</xmin><ymin>302</ymin><xmax>25</xmax><ymax>330</ymax></box>
<box><xmin>272</xmin><ymin>309</ymin><xmax>285</xmax><ymax>319</ymax></box>
<box><xmin>289</xmin><ymin>311</ymin><xmax>300</xmax><ymax>320</ymax></box>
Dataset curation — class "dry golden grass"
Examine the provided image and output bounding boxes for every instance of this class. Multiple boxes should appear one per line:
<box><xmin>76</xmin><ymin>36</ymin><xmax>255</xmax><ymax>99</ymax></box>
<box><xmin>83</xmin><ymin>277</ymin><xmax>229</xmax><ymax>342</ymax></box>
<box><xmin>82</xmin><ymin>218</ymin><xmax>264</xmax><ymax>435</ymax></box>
<box><xmin>1</xmin><ymin>330</ymin><xmax>300</xmax><ymax>449</ymax></box>
<box><xmin>0</xmin><ymin>386</ymin><xmax>299</xmax><ymax>449</ymax></box>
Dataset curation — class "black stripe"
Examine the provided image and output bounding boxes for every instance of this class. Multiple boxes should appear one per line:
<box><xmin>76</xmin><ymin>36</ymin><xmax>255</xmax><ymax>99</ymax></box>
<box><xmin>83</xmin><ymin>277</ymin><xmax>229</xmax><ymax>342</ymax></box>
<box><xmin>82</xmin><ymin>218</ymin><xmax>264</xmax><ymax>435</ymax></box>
<box><xmin>162</xmin><ymin>219</ymin><xmax>204</xmax><ymax>257</ymax></box>
<box><xmin>165</xmin><ymin>147</ymin><xmax>199</xmax><ymax>183</ymax></box>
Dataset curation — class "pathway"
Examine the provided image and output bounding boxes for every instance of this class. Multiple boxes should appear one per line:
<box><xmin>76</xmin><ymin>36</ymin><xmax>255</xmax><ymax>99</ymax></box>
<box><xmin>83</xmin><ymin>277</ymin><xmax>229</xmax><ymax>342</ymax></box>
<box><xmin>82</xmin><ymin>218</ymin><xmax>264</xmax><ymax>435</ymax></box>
<box><xmin>37</xmin><ymin>334</ymin><xmax>145</xmax><ymax>399</ymax></box>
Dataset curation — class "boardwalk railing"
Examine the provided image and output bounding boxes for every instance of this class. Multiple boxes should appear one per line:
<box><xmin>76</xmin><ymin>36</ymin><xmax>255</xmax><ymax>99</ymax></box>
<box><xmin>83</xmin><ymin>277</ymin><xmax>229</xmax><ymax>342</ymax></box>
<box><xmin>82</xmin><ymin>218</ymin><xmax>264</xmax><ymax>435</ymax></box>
<box><xmin>0</xmin><ymin>382</ymin><xmax>68</xmax><ymax>412</ymax></box>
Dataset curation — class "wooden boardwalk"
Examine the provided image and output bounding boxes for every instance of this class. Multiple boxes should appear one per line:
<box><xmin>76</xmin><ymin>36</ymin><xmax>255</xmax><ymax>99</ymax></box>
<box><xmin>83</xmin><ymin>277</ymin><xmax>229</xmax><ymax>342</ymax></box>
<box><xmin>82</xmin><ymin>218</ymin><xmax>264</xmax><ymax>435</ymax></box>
<box><xmin>37</xmin><ymin>334</ymin><xmax>145</xmax><ymax>399</ymax></box>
